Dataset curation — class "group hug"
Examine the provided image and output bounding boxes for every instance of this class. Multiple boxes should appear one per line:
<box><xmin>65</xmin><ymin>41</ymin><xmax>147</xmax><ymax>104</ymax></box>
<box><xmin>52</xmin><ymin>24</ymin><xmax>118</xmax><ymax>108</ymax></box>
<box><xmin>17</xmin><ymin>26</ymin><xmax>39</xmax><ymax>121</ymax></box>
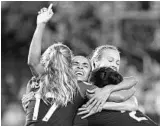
<box><xmin>21</xmin><ymin>4</ymin><xmax>158</xmax><ymax>126</ymax></box>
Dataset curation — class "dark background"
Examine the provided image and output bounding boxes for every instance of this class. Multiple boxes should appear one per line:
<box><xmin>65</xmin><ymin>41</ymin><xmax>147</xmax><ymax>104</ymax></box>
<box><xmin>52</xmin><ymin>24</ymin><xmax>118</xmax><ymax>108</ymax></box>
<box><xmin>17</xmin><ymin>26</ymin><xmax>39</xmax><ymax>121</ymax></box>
<box><xmin>1</xmin><ymin>1</ymin><xmax>160</xmax><ymax>126</ymax></box>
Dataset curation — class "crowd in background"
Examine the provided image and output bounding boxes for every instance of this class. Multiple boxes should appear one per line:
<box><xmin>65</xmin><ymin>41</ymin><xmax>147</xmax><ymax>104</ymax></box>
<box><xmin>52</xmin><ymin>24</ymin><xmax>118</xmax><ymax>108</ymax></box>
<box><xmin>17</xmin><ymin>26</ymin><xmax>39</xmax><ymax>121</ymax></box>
<box><xmin>1</xmin><ymin>1</ymin><xmax>160</xmax><ymax>126</ymax></box>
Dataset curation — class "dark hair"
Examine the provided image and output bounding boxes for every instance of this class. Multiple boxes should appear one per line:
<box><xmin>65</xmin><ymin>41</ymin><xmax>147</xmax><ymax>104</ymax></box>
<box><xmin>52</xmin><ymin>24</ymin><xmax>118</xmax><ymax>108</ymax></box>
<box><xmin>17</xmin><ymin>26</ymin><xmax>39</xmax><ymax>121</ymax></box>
<box><xmin>89</xmin><ymin>67</ymin><xmax>123</xmax><ymax>88</ymax></box>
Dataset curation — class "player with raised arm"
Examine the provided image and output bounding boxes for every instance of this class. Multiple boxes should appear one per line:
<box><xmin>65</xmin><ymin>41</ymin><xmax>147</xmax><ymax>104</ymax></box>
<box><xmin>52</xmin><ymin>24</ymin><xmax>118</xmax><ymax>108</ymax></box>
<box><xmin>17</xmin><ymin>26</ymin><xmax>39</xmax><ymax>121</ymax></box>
<box><xmin>23</xmin><ymin>4</ymin><xmax>148</xmax><ymax>126</ymax></box>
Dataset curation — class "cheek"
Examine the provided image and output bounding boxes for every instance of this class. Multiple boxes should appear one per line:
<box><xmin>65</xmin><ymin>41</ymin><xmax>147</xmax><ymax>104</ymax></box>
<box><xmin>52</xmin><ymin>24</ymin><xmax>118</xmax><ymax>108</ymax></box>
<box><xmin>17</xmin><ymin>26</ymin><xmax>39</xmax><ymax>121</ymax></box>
<box><xmin>85</xmin><ymin>69</ymin><xmax>91</xmax><ymax>77</ymax></box>
<box><xmin>99</xmin><ymin>60</ymin><xmax>110</xmax><ymax>67</ymax></box>
<box><xmin>117</xmin><ymin>66</ymin><xmax>120</xmax><ymax>71</ymax></box>
<box><xmin>72</xmin><ymin>66</ymin><xmax>76</xmax><ymax>71</ymax></box>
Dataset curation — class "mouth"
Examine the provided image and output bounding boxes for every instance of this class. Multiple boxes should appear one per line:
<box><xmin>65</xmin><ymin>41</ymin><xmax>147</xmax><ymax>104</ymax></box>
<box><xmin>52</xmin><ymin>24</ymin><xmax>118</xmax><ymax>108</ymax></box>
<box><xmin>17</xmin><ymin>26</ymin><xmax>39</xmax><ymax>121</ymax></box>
<box><xmin>75</xmin><ymin>71</ymin><xmax>84</xmax><ymax>76</ymax></box>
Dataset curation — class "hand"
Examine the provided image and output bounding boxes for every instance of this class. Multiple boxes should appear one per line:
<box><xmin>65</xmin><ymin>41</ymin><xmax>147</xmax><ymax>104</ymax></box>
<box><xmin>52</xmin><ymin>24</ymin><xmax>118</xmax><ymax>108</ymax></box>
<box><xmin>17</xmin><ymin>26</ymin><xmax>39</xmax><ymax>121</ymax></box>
<box><xmin>37</xmin><ymin>4</ymin><xmax>54</xmax><ymax>25</ymax></box>
<box><xmin>84</xmin><ymin>87</ymin><xmax>111</xmax><ymax>112</ymax></box>
<box><xmin>21</xmin><ymin>92</ymin><xmax>35</xmax><ymax>111</ymax></box>
<box><xmin>77</xmin><ymin>105</ymin><xmax>101</xmax><ymax>119</ymax></box>
<box><xmin>26</xmin><ymin>77</ymin><xmax>40</xmax><ymax>93</ymax></box>
<box><xmin>30</xmin><ymin>77</ymin><xmax>40</xmax><ymax>89</ymax></box>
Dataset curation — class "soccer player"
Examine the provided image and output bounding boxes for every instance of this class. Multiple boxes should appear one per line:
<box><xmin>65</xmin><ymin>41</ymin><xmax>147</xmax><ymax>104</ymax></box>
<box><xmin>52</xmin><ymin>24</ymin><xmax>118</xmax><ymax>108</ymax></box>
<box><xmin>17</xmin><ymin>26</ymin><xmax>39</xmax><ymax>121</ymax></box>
<box><xmin>78</xmin><ymin>45</ymin><xmax>158</xmax><ymax>126</ymax></box>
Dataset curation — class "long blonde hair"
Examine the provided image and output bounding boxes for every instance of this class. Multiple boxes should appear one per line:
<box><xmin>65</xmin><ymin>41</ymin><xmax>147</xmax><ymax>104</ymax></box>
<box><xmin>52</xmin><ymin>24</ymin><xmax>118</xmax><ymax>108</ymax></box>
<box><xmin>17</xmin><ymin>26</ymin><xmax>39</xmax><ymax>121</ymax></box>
<box><xmin>40</xmin><ymin>43</ymin><xmax>78</xmax><ymax>106</ymax></box>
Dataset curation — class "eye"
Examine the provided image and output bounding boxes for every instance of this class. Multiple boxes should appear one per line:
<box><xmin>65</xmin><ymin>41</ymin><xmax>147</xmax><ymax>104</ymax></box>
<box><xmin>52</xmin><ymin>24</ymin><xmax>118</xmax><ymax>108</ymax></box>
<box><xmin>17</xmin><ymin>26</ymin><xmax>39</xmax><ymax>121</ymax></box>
<box><xmin>72</xmin><ymin>62</ymin><xmax>78</xmax><ymax>66</ymax></box>
<box><xmin>84</xmin><ymin>65</ymin><xmax>88</xmax><ymax>68</ymax></box>
<box><xmin>108</xmin><ymin>60</ymin><xmax>113</xmax><ymax>62</ymax></box>
<box><xmin>108</xmin><ymin>58</ymin><xmax>114</xmax><ymax>62</ymax></box>
<box><xmin>83</xmin><ymin>64</ymin><xmax>89</xmax><ymax>68</ymax></box>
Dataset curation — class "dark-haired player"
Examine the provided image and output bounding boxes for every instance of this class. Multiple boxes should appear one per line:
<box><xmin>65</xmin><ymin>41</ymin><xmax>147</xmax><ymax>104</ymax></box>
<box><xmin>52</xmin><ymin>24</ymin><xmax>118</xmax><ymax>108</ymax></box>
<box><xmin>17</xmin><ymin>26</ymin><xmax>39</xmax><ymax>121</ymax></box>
<box><xmin>78</xmin><ymin>45</ymin><xmax>157</xmax><ymax>126</ymax></box>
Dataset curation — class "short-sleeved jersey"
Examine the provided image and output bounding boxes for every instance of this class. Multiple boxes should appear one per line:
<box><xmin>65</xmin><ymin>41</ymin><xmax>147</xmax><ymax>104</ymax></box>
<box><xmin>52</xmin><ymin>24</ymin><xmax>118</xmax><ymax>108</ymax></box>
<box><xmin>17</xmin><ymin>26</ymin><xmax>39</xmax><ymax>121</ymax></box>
<box><xmin>25</xmin><ymin>78</ymin><xmax>157</xmax><ymax>126</ymax></box>
<box><xmin>24</xmin><ymin>80</ymin><xmax>96</xmax><ymax>126</ymax></box>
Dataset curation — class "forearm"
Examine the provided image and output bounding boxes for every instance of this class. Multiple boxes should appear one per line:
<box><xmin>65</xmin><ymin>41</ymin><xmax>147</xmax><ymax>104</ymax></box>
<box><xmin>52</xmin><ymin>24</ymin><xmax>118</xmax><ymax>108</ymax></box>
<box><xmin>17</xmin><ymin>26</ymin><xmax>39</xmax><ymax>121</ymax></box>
<box><xmin>28</xmin><ymin>24</ymin><xmax>46</xmax><ymax>76</ymax></box>
<box><xmin>28</xmin><ymin>24</ymin><xmax>46</xmax><ymax>67</ymax></box>
<box><xmin>103</xmin><ymin>102</ymin><xmax>131</xmax><ymax>111</ymax></box>
<box><xmin>110</xmin><ymin>77</ymin><xmax>137</xmax><ymax>93</ymax></box>
<box><xmin>101</xmin><ymin>77</ymin><xmax>137</xmax><ymax>98</ymax></box>
<box><xmin>108</xmin><ymin>87</ymin><xmax>136</xmax><ymax>102</ymax></box>
<box><xmin>103</xmin><ymin>96</ymin><xmax>138</xmax><ymax>111</ymax></box>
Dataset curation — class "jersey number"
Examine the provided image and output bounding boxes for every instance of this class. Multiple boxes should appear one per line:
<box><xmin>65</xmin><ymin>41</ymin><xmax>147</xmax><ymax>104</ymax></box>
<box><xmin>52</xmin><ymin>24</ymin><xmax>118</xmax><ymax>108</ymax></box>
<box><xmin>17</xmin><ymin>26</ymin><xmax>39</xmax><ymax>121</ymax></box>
<box><xmin>129</xmin><ymin>111</ymin><xmax>148</xmax><ymax>122</ymax></box>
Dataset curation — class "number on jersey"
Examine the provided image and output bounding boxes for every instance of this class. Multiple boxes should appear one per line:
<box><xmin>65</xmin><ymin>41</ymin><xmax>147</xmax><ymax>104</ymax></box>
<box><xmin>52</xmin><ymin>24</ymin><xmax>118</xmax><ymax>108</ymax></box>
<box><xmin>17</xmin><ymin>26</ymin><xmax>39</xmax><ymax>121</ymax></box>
<box><xmin>129</xmin><ymin>111</ymin><xmax>148</xmax><ymax>122</ymax></box>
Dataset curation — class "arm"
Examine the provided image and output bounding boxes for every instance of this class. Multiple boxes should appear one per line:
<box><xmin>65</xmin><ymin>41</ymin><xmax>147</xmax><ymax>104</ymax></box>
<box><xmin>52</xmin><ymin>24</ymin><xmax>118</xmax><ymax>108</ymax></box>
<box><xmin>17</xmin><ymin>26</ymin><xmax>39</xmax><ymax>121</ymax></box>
<box><xmin>103</xmin><ymin>96</ymin><xmax>138</xmax><ymax>111</ymax></box>
<box><xmin>85</xmin><ymin>87</ymin><xmax>136</xmax><ymax>112</ymax></box>
<box><xmin>28</xmin><ymin>24</ymin><xmax>46</xmax><ymax>76</ymax></box>
<box><xmin>102</xmin><ymin>76</ymin><xmax>138</xmax><ymax>94</ymax></box>
<box><xmin>78</xmin><ymin>96</ymin><xmax>138</xmax><ymax>119</ymax></box>
<box><xmin>108</xmin><ymin>86</ymin><xmax>136</xmax><ymax>102</ymax></box>
<box><xmin>22</xmin><ymin>92</ymin><xmax>35</xmax><ymax>112</ymax></box>
<box><xmin>83</xmin><ymin>77</ymin><xmax>138</xmax><ymax>114</ymax></box>
<box><xmin>86</xmin><ymin>77</ymin><xmax>137</xmax><ymax>103</ymax></box>
<box><xmin>28</xmin><ymin>4</ymin><xmax>53</xmax><ymax>76</ymax></box>
<box><xmin>22</xmin><ymin>77</ymin><xmax>38</xmax><ymax>111</ymax></box>
<box><xmin>85</xmin><ymin>77</ymin><xmax>137</xmax><ymax>103</ymax></box>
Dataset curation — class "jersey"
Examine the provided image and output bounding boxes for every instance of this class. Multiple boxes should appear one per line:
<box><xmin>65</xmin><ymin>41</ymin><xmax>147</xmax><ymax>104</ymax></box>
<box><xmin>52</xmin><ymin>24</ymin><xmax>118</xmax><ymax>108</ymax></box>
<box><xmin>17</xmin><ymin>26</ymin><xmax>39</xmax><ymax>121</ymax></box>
<box><xmin>86</xmin><ymin>110</ymin><xmax>158</xmax><ymax>126</ymax></box>
<box><xmin>24</xmin><ymin>80</ymin><xmax>96</xmax><ymax>126</ymax></box>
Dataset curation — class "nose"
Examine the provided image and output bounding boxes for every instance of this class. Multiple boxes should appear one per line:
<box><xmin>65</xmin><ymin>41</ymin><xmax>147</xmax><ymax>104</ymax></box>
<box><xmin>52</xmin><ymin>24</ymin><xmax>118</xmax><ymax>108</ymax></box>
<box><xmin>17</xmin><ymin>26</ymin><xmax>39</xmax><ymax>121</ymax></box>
<box><xmin>77</xmin><ymin>65</ymin><xmax>83</xmax><ymax>69</ymax></box>
<box><xmin>111</xmin><ymin>66</ymin><xmax>117</xmax><ymax>71</ymax></box>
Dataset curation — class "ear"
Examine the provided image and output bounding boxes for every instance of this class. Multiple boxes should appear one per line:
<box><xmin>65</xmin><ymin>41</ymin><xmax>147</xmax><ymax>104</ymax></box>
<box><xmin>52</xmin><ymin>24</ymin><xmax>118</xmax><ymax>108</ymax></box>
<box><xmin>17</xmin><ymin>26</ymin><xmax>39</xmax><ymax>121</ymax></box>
<box><xmin>93</xmin><ymin>60</ymin><xmax>99</xmax><ymax>70</ymax></box>
<box><xmin>91</xmin><ymin>61</ymin><xmax>96</xmax><ymax>70</ymax></box>
<box><xmin>93</xmin><ymin>62</ymin><xmax>96</xmax><ymax>68</ymax></box>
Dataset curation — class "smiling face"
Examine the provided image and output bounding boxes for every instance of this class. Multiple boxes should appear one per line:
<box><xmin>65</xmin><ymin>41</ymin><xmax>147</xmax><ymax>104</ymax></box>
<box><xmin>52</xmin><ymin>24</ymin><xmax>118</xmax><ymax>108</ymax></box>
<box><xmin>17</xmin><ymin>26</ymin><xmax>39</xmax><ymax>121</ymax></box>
<box><xmin>72</xmin><ymin>56</ymin><xmax>91</xmax><ymax>81</ymax></box>
<box><xmin>95</xmin><ymin>49</ymin><xmax>120</xmax><ymax>72</ymax></box>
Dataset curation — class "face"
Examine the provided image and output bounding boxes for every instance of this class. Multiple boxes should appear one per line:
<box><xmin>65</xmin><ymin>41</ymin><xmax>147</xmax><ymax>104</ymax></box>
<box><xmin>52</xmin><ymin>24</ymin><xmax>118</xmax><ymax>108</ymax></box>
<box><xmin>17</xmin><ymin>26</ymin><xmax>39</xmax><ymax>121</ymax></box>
<box><xmin>72</xmin><ymin>56</ymin><xmax>91</xmax><ymax>81</ymax></box>
<box><xmin>95</xmin><ymin>49</ymin><xmax>120</xmax><ymax>71</ymax></box>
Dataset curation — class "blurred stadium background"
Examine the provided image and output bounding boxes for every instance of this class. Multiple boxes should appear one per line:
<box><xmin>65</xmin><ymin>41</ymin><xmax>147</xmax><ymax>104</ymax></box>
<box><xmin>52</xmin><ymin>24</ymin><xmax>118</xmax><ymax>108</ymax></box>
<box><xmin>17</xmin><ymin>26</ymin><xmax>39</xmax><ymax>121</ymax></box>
<box><xmin>1</xmin><ymin>1</ymin><xmax>160</xmax><ymax>126</ymax></box>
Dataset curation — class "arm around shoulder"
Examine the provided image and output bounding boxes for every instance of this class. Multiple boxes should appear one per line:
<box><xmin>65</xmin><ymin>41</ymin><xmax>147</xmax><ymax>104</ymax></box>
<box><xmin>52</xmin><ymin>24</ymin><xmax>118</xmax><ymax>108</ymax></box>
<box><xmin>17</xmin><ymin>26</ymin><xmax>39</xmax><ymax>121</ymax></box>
<box><xmin>108</xmin><ymin>86</ymin><xmax>136</xmax><ymax>102</ymax></box>
<box><xmin>103</xmin><ymin>96</ymin><xmax>138</xmax><ymax>111</ymax></box>
<box><xmin>123</xmin><ymin>76</ymin><xmax>138</xmax><ymax>88</ymax></box>
<box><xmin>110</xmin><ymin>76</ymin><xmax>138</xmax><ymax>93</ymax></box>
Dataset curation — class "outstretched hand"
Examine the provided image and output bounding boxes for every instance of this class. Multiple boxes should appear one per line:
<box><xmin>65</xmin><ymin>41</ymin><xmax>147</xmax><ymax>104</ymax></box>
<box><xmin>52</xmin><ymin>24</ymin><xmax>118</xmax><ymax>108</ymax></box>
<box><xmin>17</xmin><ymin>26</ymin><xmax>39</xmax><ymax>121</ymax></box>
<box><xmin>37</xmin><ymin>4</ymin><xmax>54</xmax><ymax>25</ymax></box>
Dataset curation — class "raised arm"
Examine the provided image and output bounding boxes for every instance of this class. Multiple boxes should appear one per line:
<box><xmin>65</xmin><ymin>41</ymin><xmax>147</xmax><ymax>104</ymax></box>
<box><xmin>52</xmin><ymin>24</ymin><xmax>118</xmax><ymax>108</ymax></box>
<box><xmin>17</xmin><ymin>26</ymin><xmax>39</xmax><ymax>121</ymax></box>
<box><xmin>28</xmin><ymin>4</ymin><xmax>54</xmax><ymax>76</ymax></box>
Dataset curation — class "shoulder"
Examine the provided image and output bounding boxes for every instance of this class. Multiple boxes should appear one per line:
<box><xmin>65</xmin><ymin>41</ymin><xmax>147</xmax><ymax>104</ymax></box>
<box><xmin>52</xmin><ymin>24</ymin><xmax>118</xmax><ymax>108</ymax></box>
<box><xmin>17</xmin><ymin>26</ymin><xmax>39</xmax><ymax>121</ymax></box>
<box><xmin>83</xmin><ymin>82</ymin><xmax>92</xmax><ymax>85</ymax></box>
<box><xmin>78</xmin><ymin>81</ymin><xmax>94</xmax><ymax>89</ymax></box>
<box><xmin>77</xmin><ymin>81</ymin><xmax>97</xmax><ymax>97</ymax></box>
